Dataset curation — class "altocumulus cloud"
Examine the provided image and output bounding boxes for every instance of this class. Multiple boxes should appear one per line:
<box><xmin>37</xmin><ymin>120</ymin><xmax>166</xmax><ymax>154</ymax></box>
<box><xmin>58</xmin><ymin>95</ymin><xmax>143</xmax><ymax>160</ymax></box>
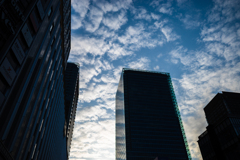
<box><xmin>69</xmin><ymin>0</ymin><xmax>240</xmax><ymax>159</ymax></box>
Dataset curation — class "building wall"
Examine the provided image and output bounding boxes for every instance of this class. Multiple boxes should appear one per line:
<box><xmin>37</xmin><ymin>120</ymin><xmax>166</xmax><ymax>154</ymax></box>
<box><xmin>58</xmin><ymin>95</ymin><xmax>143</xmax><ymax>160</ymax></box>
<box><xmin>198</xmin><ymin>92</ymin><xmax>240</xmax><ymax>160</ymax></box>
<box><xmin>0</xmin><ymin>0</ymin><xmax>71</xmax><ymax>159</ymax></box>
<box><xmin>64</xmin><ymin>62</ymin><xmax>79</xmax><ymax>158</ymax></box>
<box><xmin>116</xmin><ymin>72</ymin><xmax>126</xmax><ymax>160</ymax></box>
<box><xmin>116</xmin><ymin>69</ymin><xmax>191</xmax><ymax>160</ymax></box>
<box><xmin>198</xmin><ymin>131</ymin><xmax>216</xmax><ymax>160</ymax></box>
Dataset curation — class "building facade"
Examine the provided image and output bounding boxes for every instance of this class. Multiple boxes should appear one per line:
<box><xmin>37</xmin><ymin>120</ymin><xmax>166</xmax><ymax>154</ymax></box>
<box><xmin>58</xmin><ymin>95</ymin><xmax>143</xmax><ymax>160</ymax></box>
<box><xmin>116</xmin><ymin>68</ymin><xmax>191</xmax><ymax>160</ymax></box>
<box><xmin>0</xmin><ymin>0</ymin><xmax>72</xmax><ymax>159</ymax></box>
<box><xmin>198</xmin><ymin>91</ymin><xmax>240</xmax><ymax>160</ymax></box>
<box><xmin>64</xmin><ymin>62</ymin><xmax>79</xmax><ymax>158</ymax></box>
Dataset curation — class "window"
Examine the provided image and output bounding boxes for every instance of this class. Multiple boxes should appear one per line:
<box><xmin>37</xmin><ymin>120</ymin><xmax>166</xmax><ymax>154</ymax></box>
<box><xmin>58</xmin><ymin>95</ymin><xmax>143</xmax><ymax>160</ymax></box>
<box><xmin>20</xmin><ymin>0</ymin><xmax>29</xmax><ymax>9</ymax></box>
<box><xmin>31</xmin><ymin>144</ymin><xmax>37</xmax><ymax>159</ymax></box>
<box><xmin>39</xmin><ymin>119</ymin><xmax>44</xmax><ymax>132</ymax></box>
<box><xmin>48</xmin><ymin>7</ymin><xmax>52</xmax><ymax>18</ymax></box>
<box><xmin>0</xmin><ymin>34</ymin><xmax>6</xmax><ymax>51</ymax></box>
<box><xmin>49</xmin><ymin>23</ymin><xmax>54</xmax><ymax>34</ymax></box>
<box><xmin>30</xmin><ymin>9</ymin><xmax>39</xmax><ymax>33</ymax></box>
<box><xmin>0</xmin><ymin>77</ymin><xmax>8</xmax><ymax>94</ymax></box>
<box><xmin>51</xmin><ymin>37</ymin><xmax>55</xmax><ymax>47</ymax></box>
<box><xmin>17</xmin><ymin>34</ymin><xmax>28</xmax><ymax>52</ymax></box>
<box><xmin>7</xmin><ymin>51</ymin><xmax>19</xmax><ymax>72</ymax></box>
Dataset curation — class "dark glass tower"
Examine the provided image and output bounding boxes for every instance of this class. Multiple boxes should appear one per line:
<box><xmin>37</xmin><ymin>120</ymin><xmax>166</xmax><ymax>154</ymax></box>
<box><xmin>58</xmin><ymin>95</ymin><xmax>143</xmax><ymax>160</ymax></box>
<box><xmin>64</xmin><ymin>62</ymin><xmax>79</xmax><ymax>158</ymax></box>
<box><xmin>0</xmin><ymin>0</ymin><xmax>72</xmax><ymax>159</ymax></box>
<box><xmin>198</xmin><ymin>91</ymin><xmax>240</xmax><ymax>160</ymax></box>
<box><xmin>116</xmin><ymin>68</ymin><xmax>191</xmax><ymax>160</ymax></box>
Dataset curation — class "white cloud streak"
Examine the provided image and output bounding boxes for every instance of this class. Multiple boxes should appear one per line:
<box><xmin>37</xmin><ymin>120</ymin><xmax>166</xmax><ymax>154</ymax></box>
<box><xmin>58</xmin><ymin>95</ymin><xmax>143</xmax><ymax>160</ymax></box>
<box><xmin>84</xmin><ymin>6</ymin><xmax>104</xmax><ymax>32</ymax></box>
<box><xmin>102</xmin><ymin>10</ymin><xmax>128</xmax><ymax>30</ymax></box>
<box><xmin>128</xmin><ymin>57</ymin><xmax>151</xmax><ymax>69</ymax></box>
<box><xmin>71</xmin><ymin>0</ymin><xmax>90</xmax><ymax>29</ymax></box>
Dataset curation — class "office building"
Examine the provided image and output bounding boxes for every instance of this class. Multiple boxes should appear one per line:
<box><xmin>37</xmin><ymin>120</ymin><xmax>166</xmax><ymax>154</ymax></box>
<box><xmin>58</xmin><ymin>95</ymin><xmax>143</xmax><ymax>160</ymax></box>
<box><xmin>198</xmin><ymin>91</ymin><xmax>240</xmax><ymax>160</ymax></box>
<box><xmin>0</xmin><ymin>0</ymin><xmax>72</xmax><ymax>159</ymax></box>
<box><xmin>115</xmin><ymin>68</ymin><xmax>191</xmax><ymax>160</ymax></box>
<box><xmin>64</xmin><ymin>62</ymin><xmax>79</xmax><ymax>157</ymax></box>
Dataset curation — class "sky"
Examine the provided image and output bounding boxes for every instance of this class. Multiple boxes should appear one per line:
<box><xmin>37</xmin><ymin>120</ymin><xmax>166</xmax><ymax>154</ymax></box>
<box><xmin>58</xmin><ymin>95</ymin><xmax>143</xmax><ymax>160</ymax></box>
<box><xmin>68</xmin><ymin>0</ymin><xmax>240</xmax><ymax>159</ymax></box>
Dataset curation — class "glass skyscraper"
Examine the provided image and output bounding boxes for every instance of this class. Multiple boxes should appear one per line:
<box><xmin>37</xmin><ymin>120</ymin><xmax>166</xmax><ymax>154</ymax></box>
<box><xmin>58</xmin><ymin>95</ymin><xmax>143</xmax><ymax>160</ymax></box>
<box><xmin>116</xmin><ymin>68</ymin><xmax>191</xmax><ymax>160</ymax></box>
<box><xmin>0</xmin><ymin>0</ymin><xmax>74</xmax><ymax>159</ymax></box>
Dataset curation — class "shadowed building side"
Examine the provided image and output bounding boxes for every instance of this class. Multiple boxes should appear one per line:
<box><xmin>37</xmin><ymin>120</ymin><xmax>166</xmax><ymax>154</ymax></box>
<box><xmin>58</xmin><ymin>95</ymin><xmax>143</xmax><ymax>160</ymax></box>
<box><xmin>64</xmin><ymin>62</ymin><xmax>79</xmax><ymax>158</ymax></box>
<box><xmin>0</xmin><ymin>0</ymin><xmax>71</xmax><ymax>159</ymax></box>
<box><xmin>198</xmin><ymin>91</ymin><xmax>240</xmax><ymax>160</ymax></box>
<box><xmin>116</xmin><ymin>68</ymin><xmax>191</xmax><ymax>160</ymax></box>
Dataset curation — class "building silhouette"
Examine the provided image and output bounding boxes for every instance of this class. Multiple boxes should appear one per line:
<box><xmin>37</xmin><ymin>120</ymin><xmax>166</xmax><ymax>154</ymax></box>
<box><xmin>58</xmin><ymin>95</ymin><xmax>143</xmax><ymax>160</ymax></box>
<box><xmin>64</xmin><ymin>62</ymin><xmax>79</xmax><ymax>157</ymax></box>
<box><xmin>0</xmin><ymin>0</ymin><xmax>76</xmax><ymax>159</ymax></box>
<box><xmin>198</xmin><ymin>91</ymin><xmax>240</xmax><ymax>160</ymax></box>
<box><xmin>115</xmin><ymin>68</ymin><xmax>191</xmax><ymax>160</ymax></box>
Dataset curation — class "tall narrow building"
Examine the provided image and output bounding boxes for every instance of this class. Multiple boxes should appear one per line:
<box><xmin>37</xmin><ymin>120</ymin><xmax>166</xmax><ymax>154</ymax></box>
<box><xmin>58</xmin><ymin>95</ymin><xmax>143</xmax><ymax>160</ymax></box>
<box><xmin>64</xmin><ymin>62</ymin><xmax>80</xmax><ymax>158</ymax></box>
<box><xmin>198</xmin><ymin>91</ymin><xmax>240</xmax><ymax>160</ymax></box>
<box><xmin>116</xmin><ymin>68</ymin><xmax>191</xmax><ymax>160</ymax></box>
<box><xmin>0</xmin><ymin>0</ymin><xmax>72</xmax><ymax>159</ymax></box>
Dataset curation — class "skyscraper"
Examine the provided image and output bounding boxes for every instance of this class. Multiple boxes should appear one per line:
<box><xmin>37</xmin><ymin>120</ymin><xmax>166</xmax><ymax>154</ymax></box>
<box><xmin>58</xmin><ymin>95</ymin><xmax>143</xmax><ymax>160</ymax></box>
<box><xmin>64</xmin><ymin>62</ymin><xmax>80</xmax><ymax>158</ymax></box>
<box><xmin>0</xmin><ymin>0</ymin><xmax>72</xmax><ymax>159</ymax></box>
<box><xmin>198</xmin><ymin>91</ymin><xmax>240</xmax><ymax>160</ymax></box>
<box><xmin>116</xmin><ymin>68</ymin><xmax>191</xmax><ymax>160</ymax></box>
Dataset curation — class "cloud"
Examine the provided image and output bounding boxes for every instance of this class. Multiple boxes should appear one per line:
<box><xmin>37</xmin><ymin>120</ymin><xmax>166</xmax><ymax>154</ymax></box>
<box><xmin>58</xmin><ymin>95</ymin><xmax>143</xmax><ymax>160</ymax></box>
<box><xmin>76</xmin><ymin>105</ymin><xmax>113</xmax><ymax>122</ymax></box>
<box><xmin>158</xmin><ymin>2</ymin><xmax>173</xmax><ymax>15</ymax></box>
<box><xmin>107</xmin><ymin>43</ymin><xmax>133</xmax><ymax>60</ymax></box>
<box><xmin>176</xmin><ymin>0</ymin><xmax>187</xmax><ymax>6</ymax></box>
<box><xmin>102</xmin><ymin>10</ymin><xmax>128</xmax><ymax>30</ymax></box>
<box><xmin>68</xmin><ymin>55</ymin><xmax>113</xmax><ymax>89</ymax></box>
<box><xmin>149</xmin><ymin>0</ymin><xmax>161</xmax><ymax>7</ymax></box>
<box><xmin>150</xmin><ymin>0</ymin><xmax>173</xmax><ymax>15</ymax></box>
<box><xmin>153</xmin><ymin>20</ymin><xmax>180</xmax><ymax>42</ymax></box>
<box><xmin>128</xmin><ymin>57</ymin><xmax>150</xmax><ymax>69</ymax></box>
<box><xmin>157</xmin><ymin>53</ymin><xmax>163</xmax><ymax>58</ymax></box>
<box><xmin>199</xmin><ymin>0</ymin><xmax>240</xmax><ymax>63</ymax></box>
<box><xmin>118</xmin><ymin>23</ymin><xmax>165</xmax><ymax>50</ymax></box>
<box><xmin>178</xmin><ymin>14</ymin><xmax>201</xmax><ymax>29</ymax></box>
<box><xmin>151</xmin><ymin>13</ymin><xmax>161</xmax><ymax>20</ymax></box>
<box><xmin>100</xmin><ymin>67</ymin><xmax>124</xmax><ymax>84</ymax></box>
<box><xmin>70</xmin><ymin>119</ymin><xmax>115</xmax><ymax>160</ymax></box>
<box><xmin>71</xmin><ymin>14</ymin><xmax>84</xmax><ymax>30</ymax></box>
<box><xmin>71</xmin><ymin>0</ymin><xmax>90</xmax><ymax>29</ymax></box>
<box><xmin>161</xmin><ymin>26</ymin><xmax>180</xmax><ymax>42</ymax></box>
<box><xmin>154</xmin><ymin>65</ymin><xmax>159</xmax><ymax>70</ymax></box>
<box><xmin>71</xmin><ymin>35</ymin><xmax>110</xmax><ymax>57</ymax></box>
<box><xmin>118</xmin><ymin>23</ymin><xmax>145</xmax><ymax>44</ymax></box>
<box><xmin>132</xmin><ymin>8</ymin><xmax>152</xmax><ymax>21</ymax></box>
<box><xmin>170</xmin><ymin>46</ymin><xmax>225</xmax><ymax>70</ymax></box>
<box><xmin>79</xmin><ymin>66</ymin><xmax>101</xmax><ymax>89</ymax></box>
<box><xmin>84</xmin><ymin>6</ymin><xmax>104</xmax><ymax>32</ymax></box>
<box><xmin>94</xmin><ymin>0</ymin><xmax>132</xmax><ymax>13</ymax></box>
<box><xmin>94</xmin><ymin>26</ymin><xmax>116</xmax><ymax>39</ymax></box>
<box><xmin>81</xmin><ymin>82</ymin><xmax>117</xmax><ymax>104</ymax></box>
<box><xmin>205</xmin><ymin>0</ymin><xmax>240</xmax><ymax>24</ymax></box>
<box><xmin>71</xmin><ymin>0</ymin><xmax>132</xmax><ymax>32</ymax></box>
<box><xmin>159</xmin><ymin>6</ymin><xmax>172</xmax><ymax>15</ymax></box>
<box><xmin>79</xmin><ymin>65</ymin><xmax>123</xmax><ymax>104</ymax></box>
<box><xmin>131</xmin><ymin>9</ymin><xmax>161</xmax><ymax>21</ymax></box>
<box><xmin>153</xmin><ymin>19</ymin><xmax>168</xmax><ymax>28</ymax></box>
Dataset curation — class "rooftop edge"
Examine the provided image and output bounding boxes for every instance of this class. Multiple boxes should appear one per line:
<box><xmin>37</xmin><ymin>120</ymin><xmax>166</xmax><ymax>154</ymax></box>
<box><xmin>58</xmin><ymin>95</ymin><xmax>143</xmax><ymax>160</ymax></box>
<box><xmin>123</xmin><ymin>68</ymin><xmax>170</xmax><ymax>76</ymax></box>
